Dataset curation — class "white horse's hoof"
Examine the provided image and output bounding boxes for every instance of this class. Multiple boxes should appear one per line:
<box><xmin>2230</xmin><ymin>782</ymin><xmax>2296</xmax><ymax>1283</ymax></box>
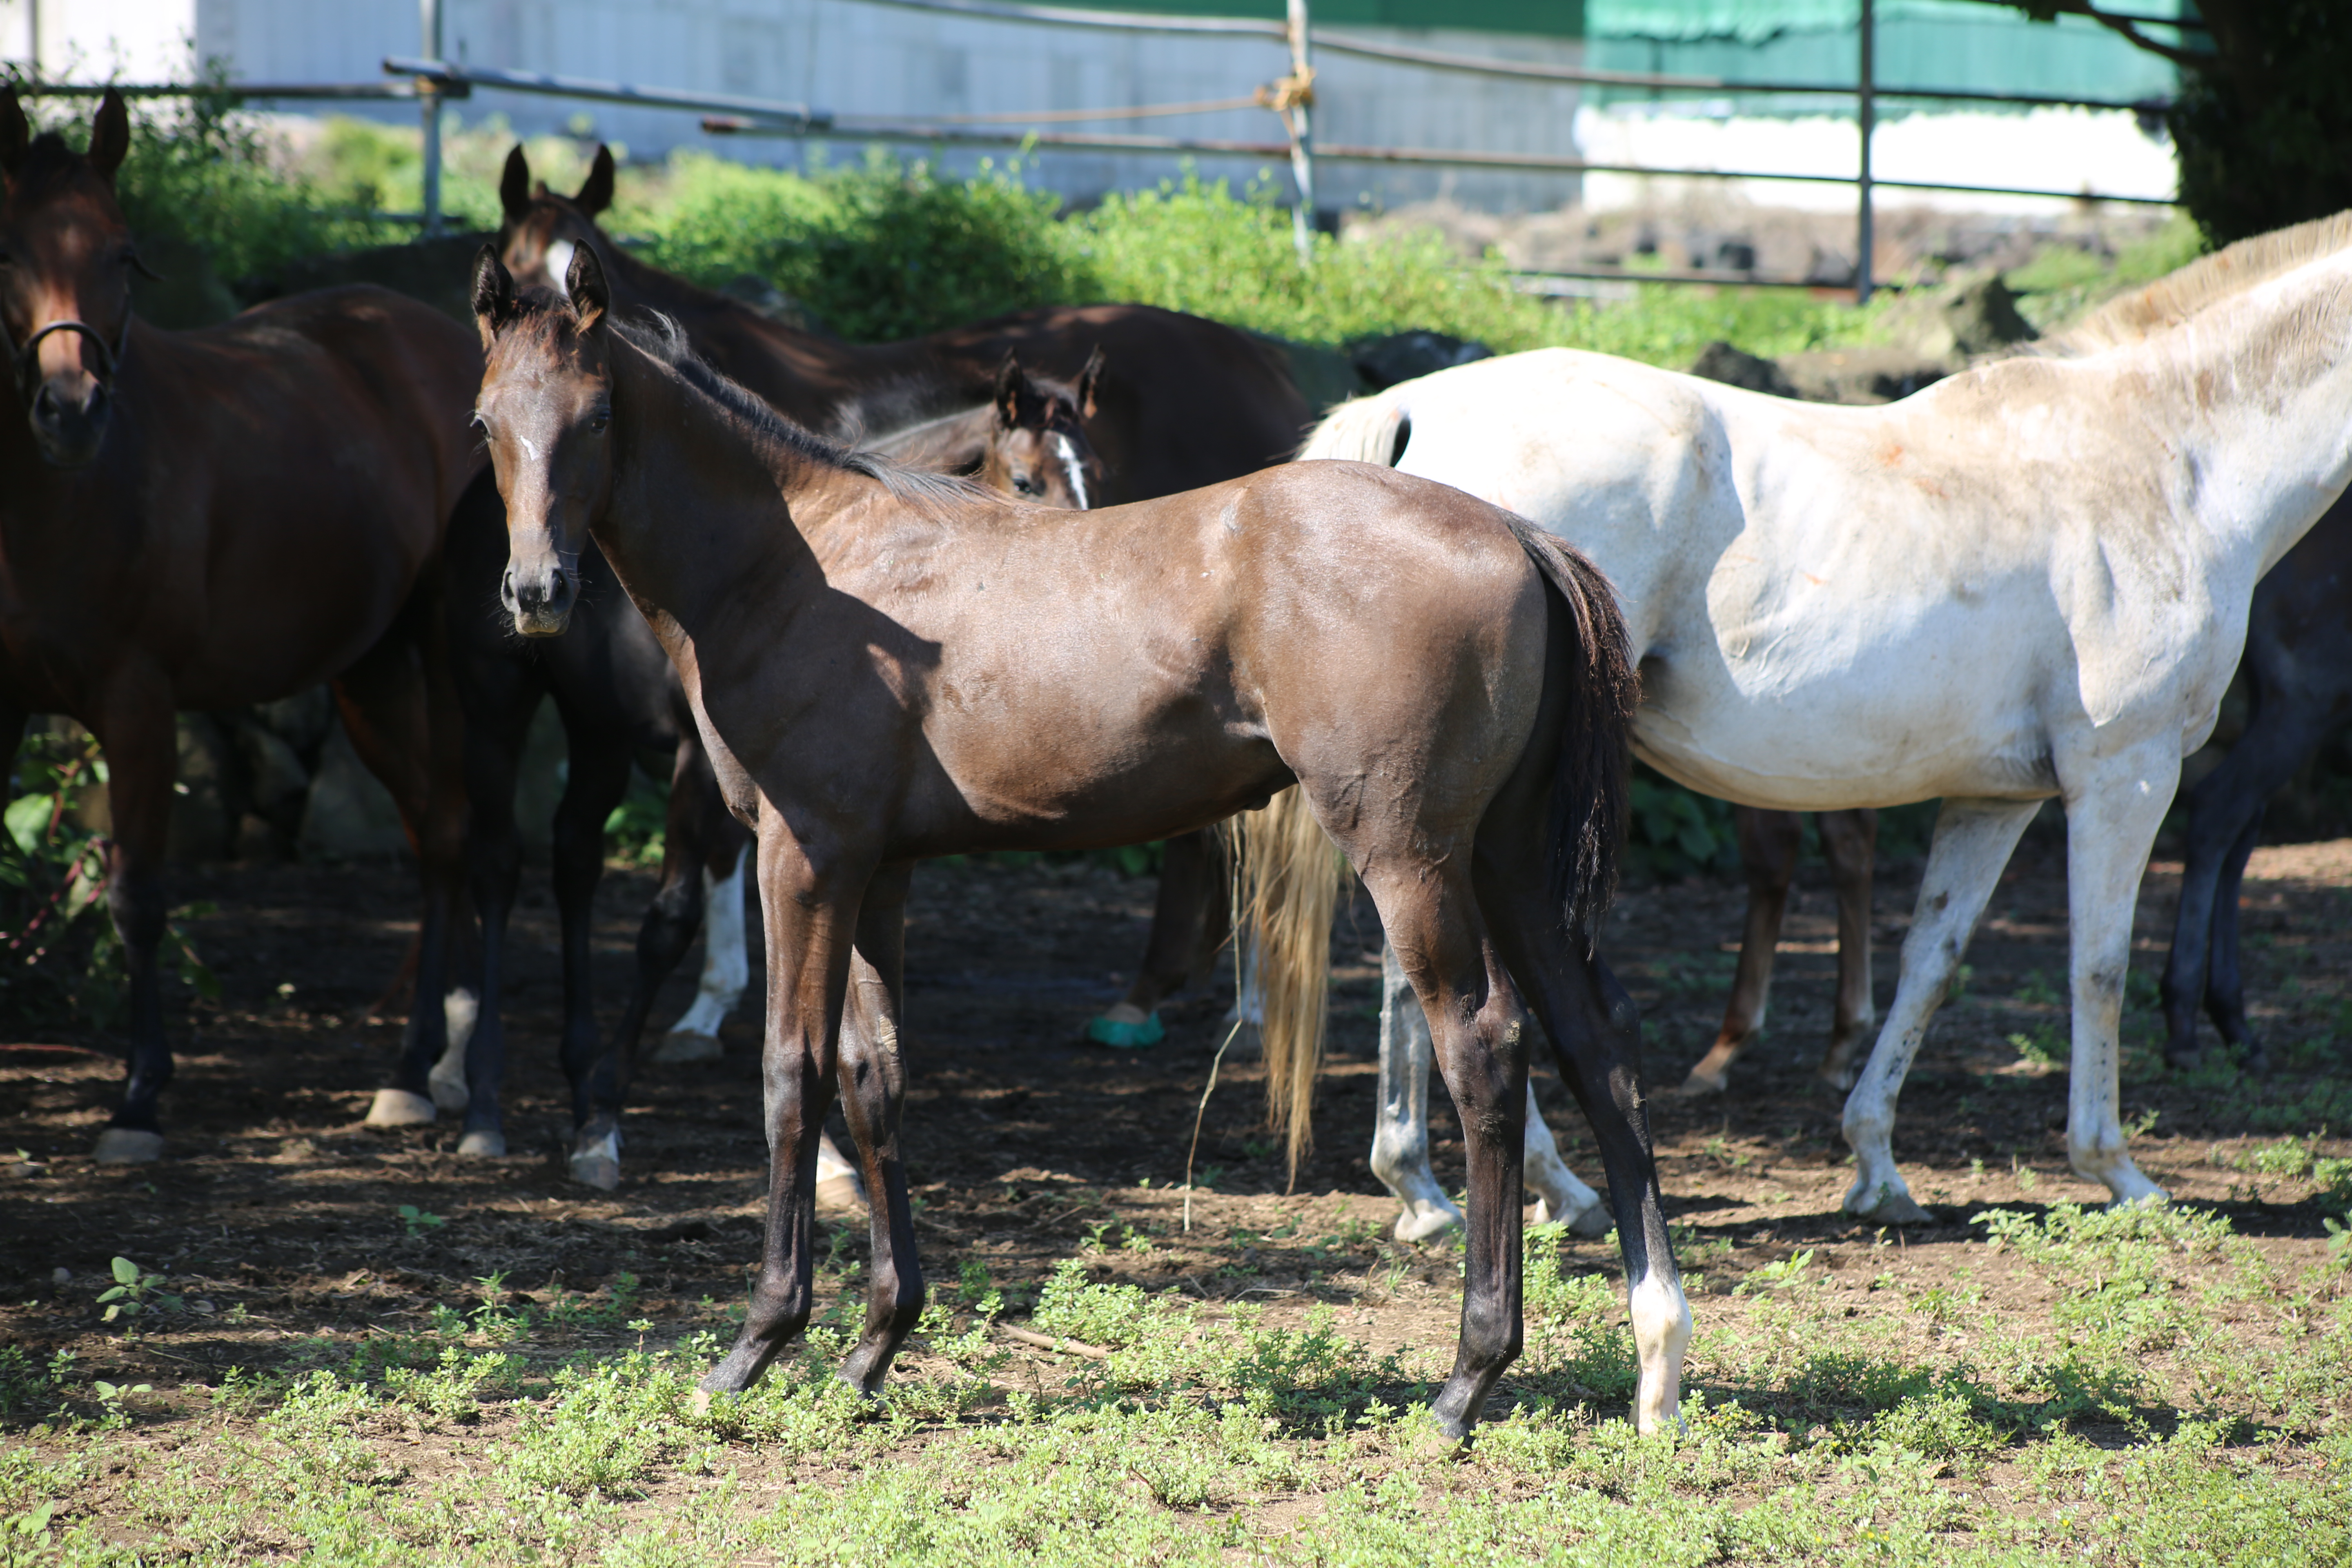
<box><xmin>365</xmin><ymin>1088</ymin><xmax>437</xmax><ymax>1127</ymax></box>
<box><xmin>1392</xmin><ymin>1201</ymin><xmax>1461</xmax><ymax>1243</ymax></box>
<box><xmin>651</xmin><ymin>1029</ymin><xmax>722</xmax><ymax>1065</ymax></box>
<box><xmin>568</xmin><ymin>1130</ymin><xmax>620</xmax><ymax>1190</ymax></box>
<box><xmin>457</xmin><ymin>1128</ymin><xmax>507</xmax><ymax>1158</ymax></box>
<box><xmin>815</xmin><ymin>1173</ymin><xmax>867</xmax><ymax>1217</ymax></box>
<box><xmin>1562</xmin><ymin>1198</ymin><xmax>1615</xmax><ymax>1240</ymax></box>
<box><xmin>428</xmin><ymin>1065</ymin><xmax>470</xmax><ymax>1113</ymax></box>
<box><xmin>1843</xmin><ymin>1177</ymin><xmax>1934</xmax><ymax>1226</ymax></box>
<box><xmin>92</xmin><ymin>1128</ymin><xmax>165</xmax><ymax>1164</ymax></box>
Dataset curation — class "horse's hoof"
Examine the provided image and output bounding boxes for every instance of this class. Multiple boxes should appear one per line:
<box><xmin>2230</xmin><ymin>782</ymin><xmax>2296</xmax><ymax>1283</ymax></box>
<box><xmin>1671</xmin><ymin>1069</ymin><xmax>1727</xmax><ymax>1098</ymax></box>
<box><xmin>1392</xmin><ymin>1202</ymin><xmax>1461</xmax><ymax>1244</ymax></box>
<box><xmin>1846</xmin><ymin>1185</ymin><xmax>1934</xmax><ymax>1227</ymax></box>
<box><xmin>364</xmin><ymin>1088</ymin><xmax>437</xmax><ymax>1127</ymax></box>
<box><xmin>92</xmin><ymin>1127</ymin><xmax>165</xmax><ymax>1165</ymax></box>
<box><xmin>428</xmin><ymin>1067</ymin><xmax>470</xmax><ymax>1114</ymax></box>
<box><xmin>815</xmin><ymin>1173</ymin><xmax>868</xmax><ymax>1217</ymax></box>
<box><xmin>568</xmin><ymin>1129</ymin><xmax>620</xmax><ymax>1191</ymax></box>
<box><xmin>1564</xmin><ymin>1199</ymin><xmax>1615</xmax><ymax>1240</ymax></box>
<box><xmin>1084</xmin><ymin>1005</ymin><xmax>1164</xmax><ymax>1050</ymax></box>
<box><xmin>1816</xmin><ymin>1067</ymin><xmax>1858</xmax><ymax>1094</ymax></box>
<box><xmin>651</xmin><ymin>1029</ymin><xmax>722</xmax><ymax>1065</ymax></box>
<box><xmin>457</xmin><ymin>1128</ymin><xmax>508</xmax><ymax>1159</ymax></box>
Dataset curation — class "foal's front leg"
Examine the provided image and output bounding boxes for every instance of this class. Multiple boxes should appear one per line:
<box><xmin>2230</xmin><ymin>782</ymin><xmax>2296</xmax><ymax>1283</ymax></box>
<box><xmin>701</xmin><ymin>831</ymin><xmax>869</xmax><ymax>1396</ymax></box>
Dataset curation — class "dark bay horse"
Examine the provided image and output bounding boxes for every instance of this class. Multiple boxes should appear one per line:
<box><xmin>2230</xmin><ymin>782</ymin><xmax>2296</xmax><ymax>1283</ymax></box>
<box><xmin>0</xmin><ymin>90</ymin><xmax>476</xmax><ymax>1158</ymax></box>
<box><xmin>469</xmin><ymin>245</ymin><xmax>1688</xmax><ymax>1439</ymax></box>
<box><xmin>2161</xmin><ymin>489</ymin><xmax>2352</xmax><ymax>1073</ymax></box>
<box><xmin>448</xmin><ymin>352</ymin><xmax>1109</xmax><ymax>1191</ymax></box>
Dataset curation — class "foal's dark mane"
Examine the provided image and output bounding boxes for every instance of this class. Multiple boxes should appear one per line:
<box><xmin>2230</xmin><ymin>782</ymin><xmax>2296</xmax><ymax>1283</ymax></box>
<box><xmin>610</xmin><ymin>312</ymin><xmax>989</xmax><ymax>508</ymax></box>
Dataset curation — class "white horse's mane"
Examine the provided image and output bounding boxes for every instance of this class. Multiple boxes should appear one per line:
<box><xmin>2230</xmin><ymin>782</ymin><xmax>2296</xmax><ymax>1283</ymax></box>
<box><xmin>2040</xmin><ymin>210</ymin><xmax>2352</xmax><ymax>357</ymax></box>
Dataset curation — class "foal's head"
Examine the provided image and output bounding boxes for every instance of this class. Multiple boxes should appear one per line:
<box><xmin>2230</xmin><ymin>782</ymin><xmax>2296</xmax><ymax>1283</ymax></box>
<box><xmin>495</xmin><ymin>143</ymin><xmax>619</xmax><ymax>308</ymax></box>
<box><xmin>982</xmin><ymin>349</ymin><xmax>1104</xmax><ymax>509</ymax></box>
<box><xmin>0</xmin><ymin>88</ymin><xmax>145</xmax><ymax>467</ymax></box>
<box><xmin>471</xmin><ymin>242</ymin><xmax>617</xmax><ymax>637</ymax></box>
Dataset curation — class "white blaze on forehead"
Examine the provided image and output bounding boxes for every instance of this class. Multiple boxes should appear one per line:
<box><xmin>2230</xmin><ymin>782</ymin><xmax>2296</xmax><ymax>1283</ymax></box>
<box><xmin>1052</xmin><ymin>432</ymin><xmax>1091</xmax><ymax>511</ymax></box>
<box><xmin>545</xmin><ymin>239</ymin><xmax>576</xmax><ymax>298</ymax></box>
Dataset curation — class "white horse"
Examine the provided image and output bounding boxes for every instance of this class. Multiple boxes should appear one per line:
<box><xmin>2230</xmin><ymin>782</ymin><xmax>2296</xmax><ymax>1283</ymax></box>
<box><xmin>1300</xmin><ymin>215</ymin><xmax>2352</xmax><ymax>1224</ymax></box>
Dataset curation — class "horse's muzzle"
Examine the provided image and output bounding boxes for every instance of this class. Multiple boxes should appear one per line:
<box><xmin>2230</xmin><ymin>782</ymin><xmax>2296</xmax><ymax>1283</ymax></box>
<box><xmin>26</xmin><ymin>374</ymin><xmax>109</xmax><ymax>468</ymax></box>
<box><xmin>502</xmin><ymin>559</ymin><xmax>579</xmax><ymax>637</ymax></box>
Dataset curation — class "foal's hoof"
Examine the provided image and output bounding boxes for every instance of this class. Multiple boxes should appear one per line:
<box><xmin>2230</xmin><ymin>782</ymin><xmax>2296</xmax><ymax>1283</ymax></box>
<box><xmin>1392</xmin><ymin>1200</ymin><xmax>1463</xmax><ymax>1244</ymax></box>
<box><xmin>651</xmin><ymin>1029</ymin><xmax>722</xmax><ymax>1065</ymax></box>
<box><xmin>428</xmin><ymin>1063</ymin><xmax>471</xmax><ymax>1114</ymax></box>
<box><xmin>1561</xmin><ymin>1198</ymin><xmax>1615</xmax><ymax>1241</ymax></box>
<box><xmin>364</xmin><ymin>1088</ymin><xmax>437</xmax><ymax>1127</ymax></box>
<box><xmin>457</xmin><ymin>1128</ymin><xmax>508</xmax><ymax>1159</ymax></box>
<box><xmin>1671</xmin><ymin>1068</ymin><xmax>1727</xmax><ymax>1098</ymax></box>
<box><xmin>1844</xmin><ymin>1182</ymin><xmax>1934</xmax><ymax>1227</ymax></box>
<box><xmin>1083</xmin><ymin>1004</ymin><xmax>1164</xmax><ymax>1050</ymax></box>
<box><xmin>92</xmin><ymin>1127</ymin><xmax>165</xmax><ymax>1165</ymax></box>
<box><xmin>568</xmin><ymin>1130</ymin><xmax>621</xmax><ymax>1191</ymax></box>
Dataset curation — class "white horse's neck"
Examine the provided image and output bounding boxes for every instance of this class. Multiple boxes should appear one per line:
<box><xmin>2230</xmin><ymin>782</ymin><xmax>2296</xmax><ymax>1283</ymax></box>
<box><xmin>2104</xmin><ymin>248</ymin><xmax>2352</xmax><ymax>578</ymax></box>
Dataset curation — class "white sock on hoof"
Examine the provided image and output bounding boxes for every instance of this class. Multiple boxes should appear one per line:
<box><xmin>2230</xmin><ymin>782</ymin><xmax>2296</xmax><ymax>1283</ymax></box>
<box><xmin>1630</xmin><ymin>1269</ymin><xmax>1693</xmax><ymax>1435</ymax></box>
<box><xmin>92</xmin><ymin>1128</ymin><xmax>165</xmax><ymax>1165</ymax></box>
<box><xmin>365</xmin><ymin>1088</ymin><xmax>437</xmax><ymax>1127</ymax></box>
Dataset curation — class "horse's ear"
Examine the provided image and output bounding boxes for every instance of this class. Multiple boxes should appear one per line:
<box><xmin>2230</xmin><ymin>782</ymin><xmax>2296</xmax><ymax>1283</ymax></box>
<box><xmin>575</xmin><ymin>145</ymin><xmax>616</xmax><ymax>217</ymax></box>
<box><xmin>993</xmin><ymin>352</ymin><xmax>1024</xmax><ymax>427</ymax></box>
<box><xmin>471</xmin><ymin>244</ymin><xmax>518</xmax><ymax>346</ymax></box>
<box><xmin>0</xmin><ymin>88</ymin><xmax>26</xmax><ymax>179</ymax></box>
<box><xmin>499</xmin><ymin>145</ymin><xmax>532</xmax><ymax>222</ymax></box>
<box><xmin>88</xmin><ymin>89</ymin><xmax>130</xmax><ymax>185</ymax></box>
<box><xmin>1076</xmin><ymin>345</ymin><xmax>1105</xmax><ymax>421</ymax></box>
<box><xmin>566</xmin><ymin>241</ymin><xmax>609</xmax><ymax>333</ymax></box>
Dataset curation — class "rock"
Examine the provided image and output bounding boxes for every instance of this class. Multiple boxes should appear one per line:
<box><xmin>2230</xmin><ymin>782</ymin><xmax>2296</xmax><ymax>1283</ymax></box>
<box><xmin>298</xmin><ymin>722</ymin><xmax>410</xmax><ymax>860</ymax></box>
<box><xmin>127</xmin><ymin>232</ymin><xmax>239</xmax><ymax>330</ymax></box>
<box><xmin>1688</xmin><ymin>340</ymin><xmax>1797</xmax><ymax>398</ymax></box>
<box><xmin>167</xmin><ymin>715</ymin><xmax>239</xmax><ymax>862</ymax></box>
<box><xmin>1349</xmin><ymin>330</ymin><xmax>1493</xmax><ymax>392</ymax></box>
<box><xmin>240</xmin><ymin>233</ymin><xmax>499</xmax><ymax>327</ymax></box>
<box><xmin>1779</xmin><ymin>346</ymin><xmax>1952</xmax><ymax>406</ymax></box>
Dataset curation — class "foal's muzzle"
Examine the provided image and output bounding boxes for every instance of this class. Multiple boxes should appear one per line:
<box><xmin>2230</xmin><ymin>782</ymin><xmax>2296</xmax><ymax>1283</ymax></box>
<box><xmin>18</xmin><ymin>320</ymin><xmax>123</xmax><ymax>469</ymax></box>
<box><xmin>502</xmin><ymin>559</ymin><xmax>579</xmax><ymax>637</ymax></box>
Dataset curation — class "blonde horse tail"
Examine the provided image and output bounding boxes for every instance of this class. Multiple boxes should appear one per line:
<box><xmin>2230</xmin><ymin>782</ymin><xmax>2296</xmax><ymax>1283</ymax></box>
<box><xmin>1225</xmin><ymin>786</ymin><xmax>1345</xmax><ymax>1187</ymax></box>
<box><xmin>1296</xmin><ymin>388</ymin><xmax>1410</xmax><ymax>466</ymax></box>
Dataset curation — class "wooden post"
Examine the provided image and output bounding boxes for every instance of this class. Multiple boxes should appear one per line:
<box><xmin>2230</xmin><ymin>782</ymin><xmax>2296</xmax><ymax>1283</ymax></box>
<box><xmin>1285</xmin><ymin>0</ymin><xmax>1315</xmax><ymax>266</ymax></box>
<box><xmin>1855</xmin><ymin>0</ymin><xmax>1874</xmax><ymax>304</ymax></box>
<box><xmin>419</xmin><ymin>0</ymin><xmax>445</xmax><ymax>237</ymax></box>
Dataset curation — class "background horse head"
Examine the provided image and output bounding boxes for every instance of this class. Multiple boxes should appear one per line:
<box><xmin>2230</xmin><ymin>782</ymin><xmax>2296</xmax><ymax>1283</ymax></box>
<box><xmin>0</xmin><ymin>88</ymin><xmax>147</xmax><ymax>466</ymax></box>
<box><xmin>495</xmin><ymin>143</ymin><xmax>617</xmax><ymax>305</ymax></box>
<box><xmin>861</xmin><ymin>351</ymin><xmax>1105</xmax><ymax>509</ymax></box>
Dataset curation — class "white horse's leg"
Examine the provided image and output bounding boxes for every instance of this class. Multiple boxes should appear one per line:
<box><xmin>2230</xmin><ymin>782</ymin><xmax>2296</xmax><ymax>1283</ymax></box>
<box><xmin>2058</xmin><ymin>747</ymin><xmax>2178</xmax><ymax>1207</ymax></box>
<box><xmin>1373</xmin><ymin>944</ymin><xmax>1610</xmax><ymax>1240</ymax></box>
<box><xmin>814</xmin><ymin>1128</ymin><xmax>869</xmax><ymax>1216</ymax></box>
<box><xmin>652</xmin><ymin>846</ymin><xmax>748</xmax><ymax>1064</ymax></box>
<box><xmin>1372</xmin><ymin>944</ymin><xmax>1461</xmax><ymax>1241</ymax></box>
<box><xmin>1842</xmin><ymin>797</ymin><xmax>2039</xmax><ymax>1224</ymax></box>
<box><xmin>427</xmin><ymin>987</ymin><xmax>479</xmax><ymax>1111</ymax></box>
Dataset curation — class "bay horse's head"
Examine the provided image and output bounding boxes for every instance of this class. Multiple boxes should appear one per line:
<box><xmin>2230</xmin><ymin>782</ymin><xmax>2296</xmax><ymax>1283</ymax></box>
<box><xmin>0</xmin><ymin>88</ymin><xmax>145</xmax><ymax>468</ymax></box>
<box><xmin>471</xmin><ymin>241</ymin><xmax>615</xmax><ymax>637</ymax></box>
<box><xmin>496</xmin><ymin>143</ymin><xmax>619</xmax><ymax>307</ymax></box>
<box><xmin>984</xmin><ymin>349</ymin><xmax>1104</xmax><ymax>509</ymax></box>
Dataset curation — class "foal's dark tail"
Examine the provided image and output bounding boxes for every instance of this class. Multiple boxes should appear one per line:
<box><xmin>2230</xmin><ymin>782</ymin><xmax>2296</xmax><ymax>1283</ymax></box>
<box><xmin>1499</xmin><ymin>512</ymin><xmax>1637</xmax><ymax>947</ymax></box>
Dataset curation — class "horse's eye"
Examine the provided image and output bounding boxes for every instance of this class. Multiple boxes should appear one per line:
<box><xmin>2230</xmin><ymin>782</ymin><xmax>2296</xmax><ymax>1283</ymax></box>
<box><xmin>1013</xmin><ymin>475</ymin><xmax>1040</xmax><ymax>496</ymax></box>
<box><xmin>589</xmin><ymin>410</ymin><xmax>611</xmax><ymax>433</ymax></box>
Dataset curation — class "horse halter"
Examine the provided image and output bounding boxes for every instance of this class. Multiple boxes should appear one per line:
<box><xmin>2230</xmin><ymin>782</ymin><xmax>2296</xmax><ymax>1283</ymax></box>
<box><xmin>13</xmin><ymin>314</ymin><xmax>129</xmax><ymax>406</ymax></box>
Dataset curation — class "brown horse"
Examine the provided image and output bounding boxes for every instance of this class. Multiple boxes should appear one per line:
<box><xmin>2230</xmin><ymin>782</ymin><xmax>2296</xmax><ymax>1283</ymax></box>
<box><xmin>500</xmin><ymin>147</ymin><xmax>1306</xmax><ymax>1034</ymax></box>
<box><xmin>0</xmin><ymin>90</ymin><xmax>478</xmax><ymax>1158</ymax></box>
<box><xmin>864</xmin><ymin>350</ymin><xmax>1106</xmax><ymax>509</ymax></box>
<box><xmin>470</xmin><ymin>243</ymin><xmax>1690</xmax><ymax>1440</ymax></box>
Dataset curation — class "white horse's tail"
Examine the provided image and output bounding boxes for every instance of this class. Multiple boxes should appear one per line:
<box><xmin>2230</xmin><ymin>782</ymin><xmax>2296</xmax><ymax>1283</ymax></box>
<box><xmin>1298</xmin><ymin>390</ymin><xmax>1410</xmax><ymax>466</ymax></box>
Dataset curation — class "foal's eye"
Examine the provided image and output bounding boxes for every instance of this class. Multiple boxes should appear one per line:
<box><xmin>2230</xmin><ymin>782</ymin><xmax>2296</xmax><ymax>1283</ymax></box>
<box><xmin>588</xmin><ymin>410</ymin><xmax>611</xmax><ymax>433</ymax></box>
<box><xmin>1013</xmin><ymin>475</ymin><xmax>1041</xmax><ymax>496</ymax></box>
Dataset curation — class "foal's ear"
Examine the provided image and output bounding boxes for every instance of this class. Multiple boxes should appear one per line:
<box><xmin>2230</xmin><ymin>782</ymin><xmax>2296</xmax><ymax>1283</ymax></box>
<box><xmin>88</xmin><ymin>89</ymin><xmax>131</xmax><ymax>185</ymax></box>
<box><xmin>470</xmin><ymin>244</ymin><xmax>518</xmax><ymax>346</ymax></box>
<box><xmin>499</xmin><ymin>145</ymin><xmax>532</xmax><ymax>222</ymax></box>
<box><xmin>0</xmin><ymin>89</ymin><xmax>26</xmax><ymax>180</ymax></box>
<box><xmin>566</xmin><ymin>241</ymin><xmax>609</xmax><ymax>334</ymax></box>
<box><xmin>993</xmin><ymin>352</ymin><xmax>1026</xmax><ymax>428</ymax></box>
<box><xmin>574</xmin><ymin>145</ymin><xmax>616</xmax><ymax>217</ymax></box>
<box><xmin>1076</xmin><ymin>345</ymin><xmax>1105</xmax><ymax>421</ymax></box>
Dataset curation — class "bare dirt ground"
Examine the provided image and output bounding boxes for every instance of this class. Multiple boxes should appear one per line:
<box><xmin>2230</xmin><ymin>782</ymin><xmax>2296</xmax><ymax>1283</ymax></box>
<box><xmin>5</xmin><ymin>826</ymin><xmax>2347</xmax><ymax>1406</ymax></box>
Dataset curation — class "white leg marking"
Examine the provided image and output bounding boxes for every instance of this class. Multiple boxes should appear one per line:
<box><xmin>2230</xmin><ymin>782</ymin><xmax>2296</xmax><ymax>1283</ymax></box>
<box><xmin>1371</xmin><ymin>943</ymin><xmax>1461</xmax><ymax>1241</ymax></box>
<box><xmin>1522</xmin><ymin>1083</ymin><xmax>1608</xmax><ymax>1235</ymax></box>
<box><xmin>429</xmin><ymin>987</ymin><xmax>478</xmax><ymax>1112</ymax></box>
<box><xmin>1629</xmin><ymin>1265</ymin><xmax>1694</xmax><ymax>1436</ymax></box>
<box><xmin>2060</xmin><ymin>750</ymin><xmax>2178</xmax><ymax>1207</ymax></box>
<box><xmin>1051</xmin><ymin>432</ymin><xmax>1091</xmax><ymax>510</ymax></box>
<box><xmin>666</xmin><ymin>848</ymin><xmax>750</xmax><ymax>1041</ymax></box>
<box><xmin>1842</xmin><ymin>798</ymin><xmax>2039</xmax><ymax>1223</ymax></box>
<box><xmin>568</xmin><ymin>1126</ymin><xmax>621</xmax><ymax>1190</ymax></box>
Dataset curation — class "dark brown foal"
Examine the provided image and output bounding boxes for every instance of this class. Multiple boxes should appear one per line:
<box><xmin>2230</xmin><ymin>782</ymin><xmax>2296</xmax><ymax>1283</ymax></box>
<box><xmin>469</xmin><ymin>245</ymin><xmax>1690</xmax><ymax>1440</ymax></box>
<box><xmin>0</xmin><ymin>91</ymin><xmax>478</xmax><ymax>1158</ymax></box>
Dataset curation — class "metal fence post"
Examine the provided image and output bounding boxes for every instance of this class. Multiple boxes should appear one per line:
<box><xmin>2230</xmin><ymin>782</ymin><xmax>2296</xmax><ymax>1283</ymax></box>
<box><xmin>419</xmin><ymin>0</ymin><xmax>445</xmax><ymax>237</ymax></box>
<box><xmin>1285</xmin><ymin>0</ymin><xmax>1315</xmax><ymax>266</ymax></box>
<box><xmin>1856</xmin><ymin>0</ymin><xmax>1874</xmax><ymax>304</ymax></box>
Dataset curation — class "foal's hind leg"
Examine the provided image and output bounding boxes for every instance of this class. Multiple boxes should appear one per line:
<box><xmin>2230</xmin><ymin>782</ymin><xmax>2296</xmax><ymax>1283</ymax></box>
<box><xmin>1087</xmin><ymin>829</ymin><xmax>1223</xmax><ymax>1048</ymax></box>
<box><xmin>1814</xmin><ymin>808</ymin><xmax>1880</xmax><ymax>1090</ymax></box>
<box><xmin>1372</xmin><ymin>944</ymin><xmax>1606</xmax><ymax>1242</ymax></box>
<box><xmin>548</xmin><ymin>710</ymin><xmax>639</xmax><ymax>1189</ymax></box>
<box><xmin>833</xmin><ymin>863</ymin><xmax>924</xmax><ymax>1392</ymax></box>
<box><xmin>1681</xmin><ymin>808</ymin><xmax>1800</xmax><ymax>1096</ymax></box>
